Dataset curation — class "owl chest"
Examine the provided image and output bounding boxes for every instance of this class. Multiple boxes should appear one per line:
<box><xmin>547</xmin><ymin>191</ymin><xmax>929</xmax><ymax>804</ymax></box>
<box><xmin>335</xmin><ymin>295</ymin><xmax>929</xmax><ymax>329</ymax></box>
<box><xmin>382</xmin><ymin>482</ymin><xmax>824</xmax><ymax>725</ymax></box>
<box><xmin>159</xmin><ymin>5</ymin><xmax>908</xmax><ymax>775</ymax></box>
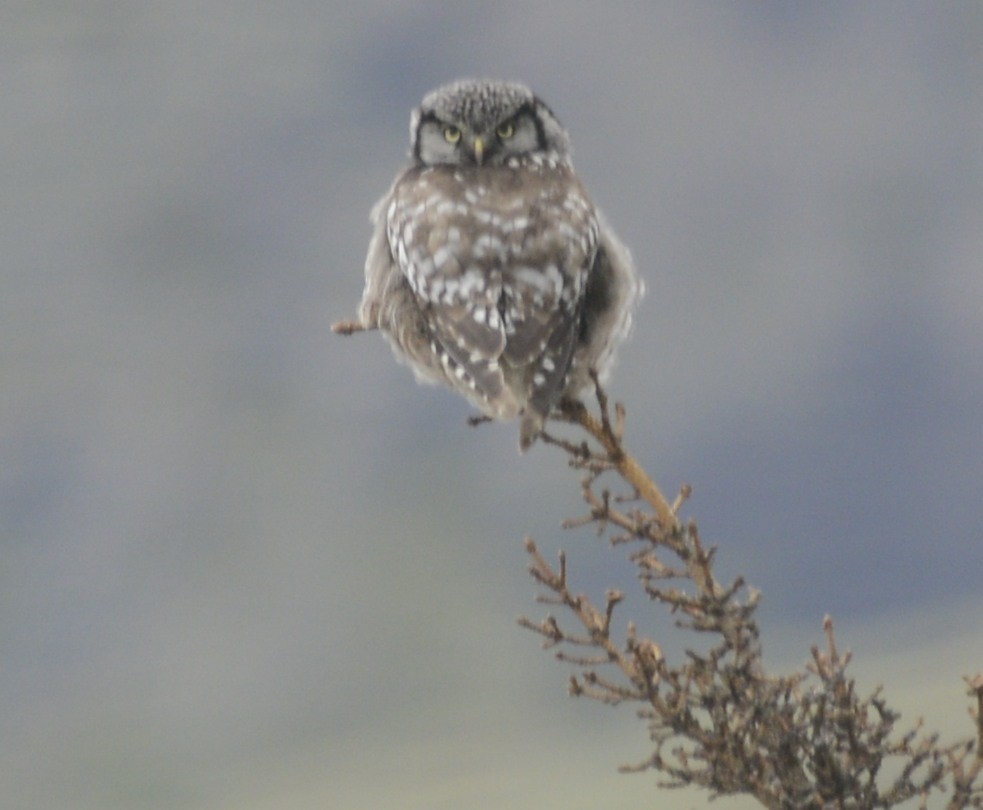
<box><xmin>388</xmin><ymin>167</ymin><xmax>597</xmax><ymax>295</ymax></box>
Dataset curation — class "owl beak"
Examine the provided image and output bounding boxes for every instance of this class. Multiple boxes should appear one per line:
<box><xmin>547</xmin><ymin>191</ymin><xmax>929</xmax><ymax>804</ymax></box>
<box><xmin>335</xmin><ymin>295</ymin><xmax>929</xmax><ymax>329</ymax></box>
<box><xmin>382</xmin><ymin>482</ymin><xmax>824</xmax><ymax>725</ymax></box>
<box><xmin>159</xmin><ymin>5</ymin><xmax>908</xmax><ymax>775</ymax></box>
<box><xmin>472</xmin><ymin>136</ymin><xmax>485</xmax><ymax>165</ymax></box>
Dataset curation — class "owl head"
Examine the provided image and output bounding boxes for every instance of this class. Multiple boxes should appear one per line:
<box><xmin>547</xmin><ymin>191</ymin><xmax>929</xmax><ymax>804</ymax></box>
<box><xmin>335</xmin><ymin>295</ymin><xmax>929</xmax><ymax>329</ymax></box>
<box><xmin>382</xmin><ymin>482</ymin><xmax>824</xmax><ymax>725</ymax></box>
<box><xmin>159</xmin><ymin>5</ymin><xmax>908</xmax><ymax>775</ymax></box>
<box><xmin>410</xmin><ymin>79</ymin><xmax>571</xmax><ymax>167</ymax></box>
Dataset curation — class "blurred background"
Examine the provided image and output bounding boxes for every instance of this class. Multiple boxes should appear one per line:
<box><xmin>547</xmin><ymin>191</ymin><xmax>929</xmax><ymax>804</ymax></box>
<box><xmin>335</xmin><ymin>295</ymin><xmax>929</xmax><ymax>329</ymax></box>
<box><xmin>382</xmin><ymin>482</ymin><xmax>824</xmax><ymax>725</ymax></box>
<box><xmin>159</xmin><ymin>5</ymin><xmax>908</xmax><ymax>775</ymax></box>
<box><xmin>3</xmin><ymin>3</ymin><xmax>982</xmax><ymax>808</ymax></box>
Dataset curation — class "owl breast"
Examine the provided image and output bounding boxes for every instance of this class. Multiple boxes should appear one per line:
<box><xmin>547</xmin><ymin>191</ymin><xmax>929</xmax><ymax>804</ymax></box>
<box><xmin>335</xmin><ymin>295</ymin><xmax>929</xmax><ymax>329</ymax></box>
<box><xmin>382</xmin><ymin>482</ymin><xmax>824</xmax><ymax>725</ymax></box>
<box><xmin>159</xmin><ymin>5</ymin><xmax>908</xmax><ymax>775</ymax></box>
<box><xmin>385</xmin><ymin>155</ymin><xmax>600</xmax><ymax>423</ymax></box>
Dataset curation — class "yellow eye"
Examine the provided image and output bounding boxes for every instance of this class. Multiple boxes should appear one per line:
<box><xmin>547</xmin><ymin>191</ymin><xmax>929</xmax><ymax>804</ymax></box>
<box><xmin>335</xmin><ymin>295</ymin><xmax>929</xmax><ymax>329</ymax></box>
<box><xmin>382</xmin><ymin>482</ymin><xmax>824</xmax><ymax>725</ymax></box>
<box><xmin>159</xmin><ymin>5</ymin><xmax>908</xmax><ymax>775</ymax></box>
<box><xmin>496</xmin><ymin>121</ymin><xmax>515</xmax><ymax>140</ymax></box>
<box><xmin>443</xmin><ymin>125</ymin><xmax>461</xmax><ymax>143</ymax></box>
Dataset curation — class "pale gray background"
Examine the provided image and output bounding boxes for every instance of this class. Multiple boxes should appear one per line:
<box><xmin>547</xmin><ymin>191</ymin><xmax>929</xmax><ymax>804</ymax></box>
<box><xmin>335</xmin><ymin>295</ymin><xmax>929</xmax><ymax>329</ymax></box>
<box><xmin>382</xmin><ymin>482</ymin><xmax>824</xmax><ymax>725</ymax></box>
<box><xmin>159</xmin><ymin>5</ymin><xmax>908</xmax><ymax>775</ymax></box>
<box><xmin>3</xmin><ymin>3</ymin><xmax>982</xmax><ymax>808</ymax></box>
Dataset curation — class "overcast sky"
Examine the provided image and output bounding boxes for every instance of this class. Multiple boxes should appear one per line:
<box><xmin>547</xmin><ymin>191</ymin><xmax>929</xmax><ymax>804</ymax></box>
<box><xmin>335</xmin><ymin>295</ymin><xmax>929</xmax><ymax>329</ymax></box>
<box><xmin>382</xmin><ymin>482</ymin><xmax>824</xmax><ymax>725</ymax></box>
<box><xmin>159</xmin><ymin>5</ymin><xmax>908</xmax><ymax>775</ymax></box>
<box><xmin>3</xmin><ymin>3</ymin><xmax>982</xmax><ymax>808</ymax></box>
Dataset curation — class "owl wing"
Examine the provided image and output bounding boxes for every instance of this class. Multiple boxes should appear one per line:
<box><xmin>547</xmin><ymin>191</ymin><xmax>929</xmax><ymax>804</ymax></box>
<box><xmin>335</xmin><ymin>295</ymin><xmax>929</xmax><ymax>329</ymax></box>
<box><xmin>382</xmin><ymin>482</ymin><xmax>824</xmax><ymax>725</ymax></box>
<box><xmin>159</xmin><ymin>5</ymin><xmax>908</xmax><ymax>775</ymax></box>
<box><xmin>426</xmin><ymin>284</ymin><xmax>517</xmax><ymax>416</ymax></box>
<box><xmin>499</xmin><ymin>264</ymin><xmax>582</xmax><ymax>423</ymax></box>
<box><xmin>385</xmin><ymin>168</ymin><xmax>520</xmax><ymax>417</ymax></box>
<box><xmin>499</xmin><ymin>170</ymin><xmax>599</xmax><ymax>436</ymax></box>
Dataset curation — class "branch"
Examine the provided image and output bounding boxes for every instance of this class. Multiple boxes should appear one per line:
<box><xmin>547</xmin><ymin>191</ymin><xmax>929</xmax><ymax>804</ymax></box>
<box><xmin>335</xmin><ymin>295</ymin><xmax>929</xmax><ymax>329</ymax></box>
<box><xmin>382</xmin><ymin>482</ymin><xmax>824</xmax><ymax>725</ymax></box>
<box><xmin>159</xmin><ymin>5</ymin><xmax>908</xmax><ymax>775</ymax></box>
<box><xmin>554</xmin><ymin>373</ymin><xmax>678</xmax><ymax>530</ymax></box>
<box><xmin>522</xmin><ymin>380</ymin><xmax>983</xmax><ymax>807</ymax></box>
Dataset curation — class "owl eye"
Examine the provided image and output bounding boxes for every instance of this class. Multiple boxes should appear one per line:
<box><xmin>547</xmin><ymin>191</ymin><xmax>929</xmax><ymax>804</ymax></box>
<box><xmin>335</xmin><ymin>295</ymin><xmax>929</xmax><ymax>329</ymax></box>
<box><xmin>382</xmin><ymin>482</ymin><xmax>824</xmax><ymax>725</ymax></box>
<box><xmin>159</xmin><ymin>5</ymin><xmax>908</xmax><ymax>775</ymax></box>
<box><xmin>496</xmin><ymin>121</ymin><xmax>515</xmax><ymax>140</ymax></box>
<box><xmin>443</xmin><ymin>125</ymin><xmax>462</xmax><ymax>144</ymax></box>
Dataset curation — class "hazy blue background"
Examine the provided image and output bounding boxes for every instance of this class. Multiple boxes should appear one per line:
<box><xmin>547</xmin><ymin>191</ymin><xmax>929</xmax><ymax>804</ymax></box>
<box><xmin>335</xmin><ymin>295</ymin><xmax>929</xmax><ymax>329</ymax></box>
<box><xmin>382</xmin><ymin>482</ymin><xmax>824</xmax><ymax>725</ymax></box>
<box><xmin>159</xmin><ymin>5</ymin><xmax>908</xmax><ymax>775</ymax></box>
<box><xmin>3</xmin><ymin>3</ymin><xmax>981</xmax><ymax>808</ymax></box>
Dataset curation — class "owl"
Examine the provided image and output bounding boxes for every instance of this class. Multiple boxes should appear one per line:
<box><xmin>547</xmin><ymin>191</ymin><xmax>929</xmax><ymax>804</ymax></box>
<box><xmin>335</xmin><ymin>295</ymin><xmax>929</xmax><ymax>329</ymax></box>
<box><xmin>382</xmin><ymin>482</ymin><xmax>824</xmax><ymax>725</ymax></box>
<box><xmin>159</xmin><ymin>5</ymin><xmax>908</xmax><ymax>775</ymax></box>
<box><xmin>335</xmin><ymin>79</ymin><xmax>642</xmax><ymax>450</ymax></box>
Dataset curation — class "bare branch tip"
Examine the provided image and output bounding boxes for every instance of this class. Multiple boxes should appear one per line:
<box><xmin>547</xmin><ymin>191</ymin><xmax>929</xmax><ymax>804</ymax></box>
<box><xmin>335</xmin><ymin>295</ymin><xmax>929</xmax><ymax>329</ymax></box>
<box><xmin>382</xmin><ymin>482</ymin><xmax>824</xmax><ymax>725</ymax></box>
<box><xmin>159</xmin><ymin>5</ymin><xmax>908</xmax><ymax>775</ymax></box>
<box><xmin>671</xmin><ymin>484</ymin><xmax>693</xmax><ymax>516</ymax></box>
<box><xmin>330</xmin><ymin>318</ymin><xmax>368</xmax><ymax>335</ymax></box>
<box><xmin>968</xmin><ymin>673</ymin><xmax>983</xmax><ymax>695</ymax></box>
<box><xmin>614</xmin><ymin>401</ymin><xmax>627</xmax><ymax>440</ymax></box>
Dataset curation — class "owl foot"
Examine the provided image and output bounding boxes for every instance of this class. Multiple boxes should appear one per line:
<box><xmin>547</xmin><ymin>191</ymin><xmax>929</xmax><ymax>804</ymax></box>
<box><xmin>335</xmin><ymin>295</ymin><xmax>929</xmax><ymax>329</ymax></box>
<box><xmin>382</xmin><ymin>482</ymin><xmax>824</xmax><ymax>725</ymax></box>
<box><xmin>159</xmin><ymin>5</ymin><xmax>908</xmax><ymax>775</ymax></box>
<box><xmin>519</xmin><ymin>410</ymin><xmax>545</xmax><ymax>453</ymax></box>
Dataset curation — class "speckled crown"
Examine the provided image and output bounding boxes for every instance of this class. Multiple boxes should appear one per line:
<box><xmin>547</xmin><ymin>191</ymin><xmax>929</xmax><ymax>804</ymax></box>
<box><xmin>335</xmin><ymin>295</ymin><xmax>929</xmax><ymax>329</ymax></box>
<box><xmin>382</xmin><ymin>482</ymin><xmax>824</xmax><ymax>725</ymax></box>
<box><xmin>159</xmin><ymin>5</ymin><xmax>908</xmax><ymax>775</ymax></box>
<box><xmin>409</xmin><ymin>78</ymin><xmax>571</xmax><ymax>156</ymax></box>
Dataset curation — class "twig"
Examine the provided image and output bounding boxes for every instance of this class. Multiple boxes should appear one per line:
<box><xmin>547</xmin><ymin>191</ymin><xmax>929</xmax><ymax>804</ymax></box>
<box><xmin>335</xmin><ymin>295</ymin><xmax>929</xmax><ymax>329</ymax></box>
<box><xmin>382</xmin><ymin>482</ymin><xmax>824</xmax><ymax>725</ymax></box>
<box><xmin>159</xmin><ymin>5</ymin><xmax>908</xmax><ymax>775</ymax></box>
<box><xmin>330</xmin><ymin>318</ymin><xmax>371</xmax><ymax>335</ymax></box>
<box><xmin>555</xmin><ymin>374</ymin><xmax>677</xmax><ymax>531</ymax></box>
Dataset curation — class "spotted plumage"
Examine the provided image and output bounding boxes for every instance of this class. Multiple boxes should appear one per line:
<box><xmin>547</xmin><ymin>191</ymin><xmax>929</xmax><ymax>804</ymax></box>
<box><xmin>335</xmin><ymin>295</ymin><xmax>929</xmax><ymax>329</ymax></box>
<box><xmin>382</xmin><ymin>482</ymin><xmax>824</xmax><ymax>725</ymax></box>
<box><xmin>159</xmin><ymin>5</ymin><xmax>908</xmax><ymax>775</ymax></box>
<box><xmin>344</xmin><ymin>79</ymin><xmax>641</xmax><ymax>450</ymax></box>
